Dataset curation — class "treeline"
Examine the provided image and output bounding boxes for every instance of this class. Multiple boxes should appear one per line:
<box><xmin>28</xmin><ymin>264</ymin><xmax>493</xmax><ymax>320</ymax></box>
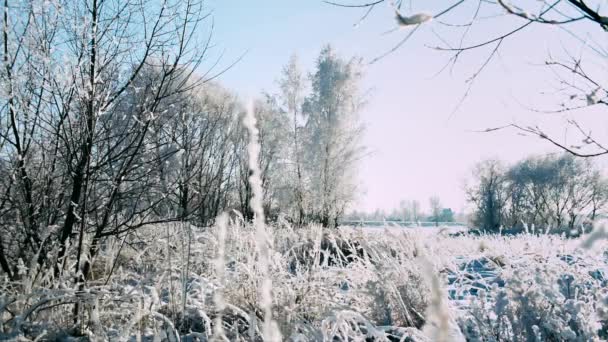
<box><xmin>0</xmin><ymin>0</ymin><xmax>362</xmax><ymax>280</ymax></box>
<box><xmin>345</xmin><ymin>197</ymin><xmax>465</xmax><ymax>226</ymax></box>
<box><xmin>467</xmin><ymin>154</ymin><xmax>608</xmax><ymax>234</ymax></box>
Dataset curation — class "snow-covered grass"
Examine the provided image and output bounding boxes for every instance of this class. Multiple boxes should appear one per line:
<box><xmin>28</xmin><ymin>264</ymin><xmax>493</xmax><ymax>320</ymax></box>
<box><xmin>1</xmin><ymin>221</ymin><xmax>607</xmax><ymax>341</ymax></box>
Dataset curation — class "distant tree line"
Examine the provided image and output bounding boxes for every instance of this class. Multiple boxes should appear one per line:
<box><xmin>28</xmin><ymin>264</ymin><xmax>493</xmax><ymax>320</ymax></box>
<box><xmin>345</xmin><ymin>197</ymin><xmax>463</xmax><ymax>226</ymax></box>
<box><xmin>0</xmin><ymin>0</ymin><xmax>363</xmax><ymax>281</ymax></box>
<box><xmin>467</xmin><ymin>154</ymin><xmax>608</xmax><ymax>234</ymax></box>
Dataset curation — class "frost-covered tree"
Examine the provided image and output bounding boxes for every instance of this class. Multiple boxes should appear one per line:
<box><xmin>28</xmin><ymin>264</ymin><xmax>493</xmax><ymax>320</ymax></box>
<box><xmin>589</xmin><ymin>175</ymin><xmax>608</xmax><ymax>222</ymax></box>
<box><xmin>467</xmin><ymin>160</ymin><xmax>508</xmax><ymax>232</ymax></box>
<box><xmin>278</xmin><ymin>54</ymin><xmax>308</xmax><ymax>225</ymax></box>
<box><xmin>468</xmin><ymin>154</ymin><xmax>608</xmax><ymax>233</ymax></box>
<box><xmin>0</xmin><ymin>0</ymin><xmax>213</xmax><ymax>279</ymax></box>
<box><xmin>145</xmin><ymin>81</ymin><xmax>242</xmax><ymax>225</ymax></box>
<box><xmin>301</xmin><ymin>46</ymin><xmax>365</xmax><ymax>227</ymax></box>
<box><xmin>507</xmin><ymin>154</ymin><xmax>602</xmax><ymax>231</ymax></box>
<box><xmin>429</xmin><ymin>196</ymin><xmax>442</xmax><ymax>227</ymax></box>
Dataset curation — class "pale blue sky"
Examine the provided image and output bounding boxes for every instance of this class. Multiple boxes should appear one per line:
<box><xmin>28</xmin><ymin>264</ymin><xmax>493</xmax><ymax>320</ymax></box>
<box><xmin>206</xmin><ymin>1</ymin><xmax>608</xmax><ymax>213</ymax></box>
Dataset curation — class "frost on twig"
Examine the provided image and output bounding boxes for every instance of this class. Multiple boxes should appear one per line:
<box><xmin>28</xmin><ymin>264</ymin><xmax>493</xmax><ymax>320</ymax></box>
<box><xmin>586</xmin><ymin>87</ymin><xmax>603</xmax><ymax>106</ymax></box>
<box><xmin>395</xmin><ymin>10</ymin><xmax>433</xmax><ymax>26</ymax></box>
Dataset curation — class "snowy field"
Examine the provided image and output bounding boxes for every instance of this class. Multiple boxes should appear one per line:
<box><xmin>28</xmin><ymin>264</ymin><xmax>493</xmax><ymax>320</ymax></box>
<box><xmin>1</xmin><ymin>222</ymin><xmax>607</xmax><ymax>341</ymax></box>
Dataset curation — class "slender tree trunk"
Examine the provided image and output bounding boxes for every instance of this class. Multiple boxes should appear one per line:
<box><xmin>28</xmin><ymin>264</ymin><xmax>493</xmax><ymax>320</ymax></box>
<box><xmin>0</xmin><ymin>234</ymin><xmax>13</xmax><ymax>279</ymax></box>
<box><xmin>321</xmin><ymin>143</ymin><xmax>331</xmax><ymax>228</ymax></box>
<box><xmin>56</xmin><ymin>0</ymin><xmax>99</xmax><ymax>276</ymax></box>
<box><xmin>293</xmin><ymin>110</ymin><xmax>306</xmax><ymax>225</ymax></box>
<box><xmin>4</xmin><ymin>0</ymin><xmax>39</xmax><ymax>251</ymax></box>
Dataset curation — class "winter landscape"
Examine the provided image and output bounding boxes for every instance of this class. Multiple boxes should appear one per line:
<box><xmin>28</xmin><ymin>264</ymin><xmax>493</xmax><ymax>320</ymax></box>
<box><xmin>1</xmin><ymin>0</ymin><xmax>608</xmax><ymax>341</ymax></box>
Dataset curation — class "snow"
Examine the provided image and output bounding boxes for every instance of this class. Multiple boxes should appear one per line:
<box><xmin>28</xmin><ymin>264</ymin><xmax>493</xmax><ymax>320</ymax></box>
<box><xmin>3</xmin><ymin>221</ymin><xmax>607</xmax><ymax>341</ymax></box>
<box><xmin>395</xmin><ymin>11</ymin><xmax>433</xmax><ymax>26</ymax></box>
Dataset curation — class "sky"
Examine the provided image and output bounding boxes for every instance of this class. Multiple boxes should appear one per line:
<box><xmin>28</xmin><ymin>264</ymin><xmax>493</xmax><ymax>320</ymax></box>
<box><xmin>203</xmin><ymin>1</ymin><xmax>608</xmax><ymax>213</ymax></box>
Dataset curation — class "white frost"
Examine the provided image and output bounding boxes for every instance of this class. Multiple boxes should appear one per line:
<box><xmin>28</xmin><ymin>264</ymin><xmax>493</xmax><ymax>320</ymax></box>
<box><xmin>395</xmin><ymin>10</ymin><xmax>433</xmax><ymax>26</ymax></box>
<box><xmin>586</xmin><ymin>87</ymin><xmax>603</xmax><ymax>105</ymax></box>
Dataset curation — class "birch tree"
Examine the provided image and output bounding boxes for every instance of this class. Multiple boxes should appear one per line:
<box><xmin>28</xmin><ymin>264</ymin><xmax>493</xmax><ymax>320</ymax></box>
<box><xmin>279</xmin><ymin>54</ymin><xmax>308</xmax><ymax>225</ymax></box>
<box><xmin>302</xmin><ymin>45</ymin><xmax>365</xmax><ymax>227</ymax></box>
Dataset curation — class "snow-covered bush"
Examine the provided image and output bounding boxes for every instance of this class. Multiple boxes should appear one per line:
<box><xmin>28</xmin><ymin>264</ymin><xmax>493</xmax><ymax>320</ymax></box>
<box><xmin>455</xmin><ymin>232</ymin><xmax>608</xmax><ymax>341</ymax></box>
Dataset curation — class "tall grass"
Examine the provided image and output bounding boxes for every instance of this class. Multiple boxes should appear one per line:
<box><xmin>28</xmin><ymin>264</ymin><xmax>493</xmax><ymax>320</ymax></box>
<box><xmin>244</xmin><ymin>100</ymin><xmax>281</xmax><ymax>341</ymax></box>
<box><xmin>1</xmin><ymin>222</ymin><xmax>606</xmax><ymax>341</ymax></box>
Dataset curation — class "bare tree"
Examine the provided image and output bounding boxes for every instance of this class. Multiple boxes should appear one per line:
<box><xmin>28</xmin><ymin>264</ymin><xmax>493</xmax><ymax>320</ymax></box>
<box><xmin>468</xmin><ymin>154</ymin><xmax>608</xmax><ymax>233</ymax></box>
<box><xmin>429</xmin><ymin>196</ymin><xmax>442</xmax><ymax>227</ymax></box>
<box><xmin>399</xmin><ymin>199</ymin><xmax>412</xmax><ymax>222</ymax></box>
<box><xmin>0</xmin><ymin>0</ymin><xmax>216</xmax><ymax>281</ymax></box>
<box><xmin>467</xmin><ymin>160</ymin><xmax>508</xmax><ymax>232</ymax></box>
<box><xmin>235</xmin><ymin>96</ymin><xmax>290</xmax><ymax>221</ymax></box>
<box><xmin>589</xmin><ymin>174</ymin><xmax>608</xmax><ymax>222</ymax></box>
<box><xmin>411</xmin><ymin>200</ymin><xmax>421</xmax><ymax>224</ymax></box>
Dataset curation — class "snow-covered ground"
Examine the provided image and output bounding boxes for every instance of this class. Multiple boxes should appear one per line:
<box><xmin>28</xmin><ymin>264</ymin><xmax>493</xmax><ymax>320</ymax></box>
<box><xmin>2</xmin><ymin>222</ymin><xmax>607</xmax><ymax>341</ymax></box>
